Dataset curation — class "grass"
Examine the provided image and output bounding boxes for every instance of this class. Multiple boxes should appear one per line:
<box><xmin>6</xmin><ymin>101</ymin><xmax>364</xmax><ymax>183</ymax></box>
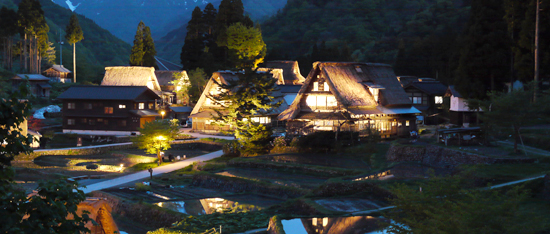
<box><xmin>128</xmin><ymin>161</ymin><xmax>171</xmax><ymax>172</ymax></box>
<box><xmin>199</xmin><ymin>137</ymin><xmax>234</xmax><ymax>144</ymax></box>
<box><xmin>463</xmin><ymin>163</ymin><xmax>550</xmax><ymax>182</ymax></box>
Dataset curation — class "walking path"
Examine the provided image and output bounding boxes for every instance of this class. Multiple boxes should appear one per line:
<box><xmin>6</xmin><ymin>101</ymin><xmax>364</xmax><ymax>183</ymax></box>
<box><xmin>81</xmin><ymin>150</ymin><xmax>224</xmax><ymax>194</ymax></box>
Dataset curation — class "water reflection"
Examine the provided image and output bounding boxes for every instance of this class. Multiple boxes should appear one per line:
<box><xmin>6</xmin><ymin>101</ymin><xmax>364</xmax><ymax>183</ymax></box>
<box><xmin>282</xmin><ymin>216</ymin><xmax>388</xmax><ymax>234</ymax></box>
<box><xmin>156</xmin><ymin>197</ymin><xmax>263</xmax><ymax>215</ymax></box>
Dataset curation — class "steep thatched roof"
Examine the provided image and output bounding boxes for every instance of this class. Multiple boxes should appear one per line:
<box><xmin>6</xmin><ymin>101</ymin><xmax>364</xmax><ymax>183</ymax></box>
<box><xmin>264</xmin><ymin>61</ymin><xmax>305</xmax><ymax>85</ymax></box>
<box><xmin>154</xmin><ymin>70</ymin><xmax>189</xmax><ymax>87</ymax></box>
<box><xmin>279</xmin><ymin>62</ymin><xmax>412</xmax><ymax>121</ymax></box>
<box><xmin>256</xmin><ymin>68</ymin><xmax>285</xmax><ymax>85</ymax></box>
<box><xmin>190</xmin><ymin>70</ymin><xmax>288</xmax><ymax>117</ymax></box>
<box><xmin>101</xmin><ymin>66</ymin><xmax>161</xmax><ymax>91</ymax></box>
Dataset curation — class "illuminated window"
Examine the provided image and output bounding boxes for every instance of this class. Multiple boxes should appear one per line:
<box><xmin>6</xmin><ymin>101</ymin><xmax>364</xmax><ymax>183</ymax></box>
<box><xmin>138</xmin><ymin>103</ymin><xmax>145</xmax><ymax>109</ymax></box>
<box><xmin>435</xmin><ymin>96</ymin><xmax>443</xmax><ymax>104</ymax></box>
<box><xmin>306</xmin><ymin>95</ymin><xmax>317</xmax><ymax>107</ymax></box>
<box><xmin>324</xmin><ymin>82</ymin><xmax>330</xmax><ymax>91</ymax></box>
<box><xmin>67</xmin><ymin>102</ymin><xmax>75</xmax><ymax>109</ymax></box>
<box><xmin>119</xmin><ymin>104</ymin><xmax>126</xmax><ymax>109</ymax></box>
<box><xmin>398</xmin><ymin>121</ymin><xmax>402</xmax><ymax>127</ymax></box>
<box><xmin>406</xmin><ymin>120</ymin><xmax>410</xmax><ymax>127</ymax></box>
<box><xmin>148</xmin><ymin>103</ymin><xmax>154</xmax><ymax>109</ymax></box>
<box><xmin>104</xmin><ymin>107</ymin><xmax>113</xmax><ymax>114</ymax></box>
<box><xmin>317</xmin><ymin>96</ymin><xmax>326</xmax><ymax>107</ymax></box>
<box><xmin>411</xmin><ymin>97</ymin><xmax>422</xmax><ymax>104</ymax></box>
<box><xmin>313</xmin><ymin>82</ymin><xmax>319</xmax><ymax>91</ymax></box>
<box><xmin>327</xmin><ymin>96</ymin><xmax>337</xmax><ymax>107</ymax></box>
<box><xmin>67</xmin><ymin>119</ymin><xmax>75</xmax><ymax>125</ymax></box>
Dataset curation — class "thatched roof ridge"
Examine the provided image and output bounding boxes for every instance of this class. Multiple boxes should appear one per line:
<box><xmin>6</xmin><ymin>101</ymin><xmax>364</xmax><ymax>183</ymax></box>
<box><xmin>154</xmin><ymin>70</ymin><xmax>189</xmax><ymax>87</ymax></box>
<box><xmin>278</xmin><ymin>62</ymin><xmax>411</xmax><ymax>121</ymax></box>
<box><xmin>101</xmin><ymin>66</ymin><xmax>161</xmax><ymax>91</ymax></box>
<box><xmin>256</xmin><ymin>68</ymin><xmax>285</xmax><ymax>85</ymax></box>
<box><xmin>264</xmin><ymin>61</ymin><xmax>305</xmax><ymax>85</ymax></box>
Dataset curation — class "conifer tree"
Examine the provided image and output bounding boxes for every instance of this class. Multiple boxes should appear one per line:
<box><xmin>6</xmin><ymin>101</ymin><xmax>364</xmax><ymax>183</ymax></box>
<box><xmin>129</xmin><ymin>21</ymin><xmax>146</xmax><ymax>66</ymax></box>
<box><xmin>65</xmin><ymin>14</ymin><xmax>83</xmax><ymax>83</ymax></box>
<box><xmin>142</xmin><ymin>26</ymin><xmax>157</xmax><ymax>69</ymax></box>
<box><xmin>0</xmin><ymin>7</ymin><xmax>18</xmax><ymax>70</ymax></box>
<box><xmin>454</xmin><ymin>0</ymin><xmax>510</xmax><ymax>99</ymax></box>
<box><xmin>18</xmin><ymin>0</ymin><xmax>49</xmax><ymax>74</ymax></box>
<box><xmin>181</xmin><ymin>7</ymin><xmax>204</xmax><ymax>70</ymax></box>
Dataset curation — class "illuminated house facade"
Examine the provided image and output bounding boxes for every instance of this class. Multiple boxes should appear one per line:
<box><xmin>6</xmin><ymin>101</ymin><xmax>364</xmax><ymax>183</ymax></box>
<box><xmin>278</xmin><ymin>62</ymin><xmax>420</xmax><ymax>138</ymax></box>
<box><xmin>57</xmin><ymin>86</ymin><xmax>160</xmax><ymax>135</ymax></box>
<box><xmin>189</xmin><ymin>70</ymin><xmax>289</xmax><ymax>133</ymax></box>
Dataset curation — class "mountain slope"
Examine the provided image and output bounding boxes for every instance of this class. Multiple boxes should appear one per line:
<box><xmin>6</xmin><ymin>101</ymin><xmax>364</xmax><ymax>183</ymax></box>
<box><xmin>52</xmin><ymin>0</ymin><xmax>287</xmax><ymax>45</ymax></box>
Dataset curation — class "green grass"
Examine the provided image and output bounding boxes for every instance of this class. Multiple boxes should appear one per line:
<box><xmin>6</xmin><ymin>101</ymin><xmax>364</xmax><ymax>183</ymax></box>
<box><xmin>128</xmin><ymin>161</ymin><xmax>171</xmax><ymax>172</ymax></box>
<box><xmin>462</xmin><ymin>164</ymin><xmax>550</xmax><ymax>181</ymax></box>
<box><xmin>199</xmin><ymin>137</ymin><xmax>234</xmax><ymax>144</ymax></box>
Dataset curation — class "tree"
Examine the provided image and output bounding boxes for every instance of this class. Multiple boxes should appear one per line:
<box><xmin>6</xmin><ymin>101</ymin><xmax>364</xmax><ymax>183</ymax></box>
<box><xmin>132</xmin><ymin>120</ymin><xmax>179</xmax><ymax>165</ymax></box>
<box><xmin>384</xmin><ymin>174</ymin><xmax>542</xmax><ymax>234</ymax></box>
<box><xmin>17</xmin><ymin>0</ymin><xmax>49</xmax><ymax>74</ymax></box>
<box><xmin>474</xmin><ymin>84</ymin><xmax>550</xmax><ymax>152</ymax></box>
<box><xmin>454</xmin><ymin>0</ymin><xmax>510</xmax><ymax>99</ymax></box>
<box><xmin>65</xmin><ymin>14</ymin><xmax>83</xmax><ymax>83</ymax></box>
<box><xmin>0</xmin><ymin>7</ymin><xmax>18</xmax><ymax>70</ymax></box>
<box><xmin>181</xmin><ymin>7</ymin><xmax>205</xmax><ymax>70</ymax></box>
<box><xmin>170</xmin><ymin>72</ymin><xmax>190</xmax><ymax>105</ymax></box>
<box><xmin>187</xmin><ymin>68</ymin><xmax>209</xmax><ymax>104</ymax></box>
<box><xmin>130</xmin><ymin>21</ymin><xmax>157</xmax><ymax>68</ymax></box>
<box><xmin>210</xmin><ymin>67</ymin><xmax>282</xmax><ymax>155</ymax></box>
<box><xmin>1</xmin><ymin>85</ymin><xmax>93</xmax><ymax>234</ymax></box>
<box><xmin>226</xmin><ymin>22</ymin><xmax>266</xmax><ymax>68</ymax></box>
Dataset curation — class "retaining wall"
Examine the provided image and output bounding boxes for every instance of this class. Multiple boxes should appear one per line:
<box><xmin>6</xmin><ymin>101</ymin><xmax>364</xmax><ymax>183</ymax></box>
<box><xmin>386</xmin><ymin>144</ymin><xmax>536</xmax><ymax>167</ymax></box>
<box><xmin>15</xmin><ymin>143</ymin><xmax>135</xmax><ymax>161</ymax></box>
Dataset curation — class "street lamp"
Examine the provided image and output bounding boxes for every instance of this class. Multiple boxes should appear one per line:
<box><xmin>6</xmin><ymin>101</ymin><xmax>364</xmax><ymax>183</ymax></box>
<box><xmin>160</xmin><ymin>110</ymin><xmax>166</xmax><ymax>120</ymax></box>
<box><xmin>156</xmin><ymin>135</ymin><xmax>165</xmax><ymax>166</ymax></box>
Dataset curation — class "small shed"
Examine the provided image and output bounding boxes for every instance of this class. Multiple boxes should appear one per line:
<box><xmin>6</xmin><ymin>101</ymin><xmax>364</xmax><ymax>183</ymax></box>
<box><xmin>43</xmin><ymin>65</ymin><xmax>72</xmax><ymax>83</ymax></box>
<box><xmin>169</xmin><ymin>106</ymin><xmax>193</xmax><ymax>122</ymax></box>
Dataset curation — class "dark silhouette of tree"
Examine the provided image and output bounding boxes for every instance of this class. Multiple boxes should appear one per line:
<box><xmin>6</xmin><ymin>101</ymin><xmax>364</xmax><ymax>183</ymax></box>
<box><xmin>0</xmin><ymin>7</ymin><xmax>18</xmax><ymax>70</ymax></box>
<box><xmin>17</xmin><ymin>0</ymin><xmax>49</xmax><ymax>74</ymax></box>
<box><xmin>65</xmin><ymin>14</ymin><xmax>83</xmax><ymax>83</ymax></box>
<box><xmin>130</xmin><ymin>21</ymin><xmax>157</xmax><ymax>68</ymax></box>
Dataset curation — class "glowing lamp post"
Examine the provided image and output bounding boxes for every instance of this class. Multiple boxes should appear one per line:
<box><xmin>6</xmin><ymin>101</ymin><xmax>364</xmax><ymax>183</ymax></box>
<box><xmin>160</xmin><ymin>110</ymin><xmax>166</xmax><ymax>120</ymax></box>
<box><xmin>155</xmin><ymin>135</ymin><xmax>165</xmax><ymax>166</ymax></box>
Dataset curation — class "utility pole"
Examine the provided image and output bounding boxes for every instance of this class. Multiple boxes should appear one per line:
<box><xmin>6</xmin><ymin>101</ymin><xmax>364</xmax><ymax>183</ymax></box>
<box><xmin>534</xmin><ymin>0</ymin><xmax>540</xmax><ymax>101</ymax></box>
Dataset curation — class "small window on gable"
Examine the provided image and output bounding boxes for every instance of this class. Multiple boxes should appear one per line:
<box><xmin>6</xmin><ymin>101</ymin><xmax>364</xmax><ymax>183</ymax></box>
<box><xmin>313</xmin><ymin>82</ymin><xmax>319</xmax><ymax>91</ymax></box>
<box><xmin>324</xmin><ymin>82</ymin><xmax>329</xmax><ymax>91</ymax></box>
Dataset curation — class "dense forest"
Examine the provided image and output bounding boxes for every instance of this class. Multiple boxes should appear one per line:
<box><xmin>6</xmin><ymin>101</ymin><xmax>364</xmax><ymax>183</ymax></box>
<box><xmin>0</xmin><ymin>0</ymin><xmax>131</xmax><ymax>83</ymax></box>
<box><xmin>261</xmin><ymin>0</ymin><xmax>550</xmax><ymax>99</ymax></box>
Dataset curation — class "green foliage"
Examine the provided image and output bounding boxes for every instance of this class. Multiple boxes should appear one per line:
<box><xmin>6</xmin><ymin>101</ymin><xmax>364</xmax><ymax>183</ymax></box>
<box><xmin>211</xmin><ymin>67</ymin><xmax>281</xmax><ymax>155</ymax></box>
<box><xmin>187</xmin><ymin>68</ymin><xmax>208</xmax><ymax>104</ymax></box>
<box><xmin>222</xmin><ymin>141</ymin><xmax>241</xmax><ymax>157</ymax></box>
<box><xmin>135</xmin><ymin>182</ymin><xmax>152</xmax><ymax>191</ymax></box>
<box><xmin>132</xmin><ymin>120</ymin><xmax>179</xmax><ymax>162</ymax></box>
<box><xmin>384</xmin><ymin>175</ymin><xmax>543</xmax><ymax>234</ymax></box>
<box><xmin>226</xmin><ymin>22</ymin><xmax>266</xmax><ymax>68</ymax></box>
<box><xmin>0</xmin><ymin>86</ymin><xmax>93</xmax><ymax>234</ymax></box>
<box><xmin>65</xmin><ymin>14</ymin><xmax>83</xmax><ymax>45</ymax></box>
<box><xmin>129</xmin><ymin>21</ymin><xmax>157</xmax><ymax>68</ymax></box>
<box><xmin>272</xmin><ymin>136</ymin><xmax>286</xmax><ymax>147</ymax></box>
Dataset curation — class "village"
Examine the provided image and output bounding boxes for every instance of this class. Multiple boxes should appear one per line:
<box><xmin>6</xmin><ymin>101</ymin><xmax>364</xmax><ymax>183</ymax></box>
<box><xmin>2</xmin><ymin>0</ymin><xmax>550</xmax><ymax>234</ymax></box>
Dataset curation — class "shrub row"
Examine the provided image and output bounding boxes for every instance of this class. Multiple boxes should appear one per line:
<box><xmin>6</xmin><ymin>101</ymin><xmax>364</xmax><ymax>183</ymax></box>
<box><xmin>15</xmin><ymin>143</ymin><xmax>135</xmax><ymax>161</ymax></box>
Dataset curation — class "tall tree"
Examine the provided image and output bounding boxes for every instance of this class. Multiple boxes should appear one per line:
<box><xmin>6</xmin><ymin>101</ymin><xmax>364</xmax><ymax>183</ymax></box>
<box><xmin>65</xmin><ymin>14</ymin><xmax>83</xmax><ymax>83</ymax></box>
<box><xmin>17</xmin><ymin>0</ymin><xmax>49</xmax><ymax>74</ymax></box>
<box><xmin>454</xmin><ymin>0</ymin><xmax>510</xmax><ymax>99</ymax></box>
<box><xmin>181</xmin><ymin>7</ymin><xmax>205</xmax><ymax>70</ymax></box>
<box><xmin>214</xmin><ymin>0</ymin><xmax>245</xmax><ymax>66</ymax></box>
<box><xmin>187</xmin><ymin>68</ymin><xmax>209</xmax><ymax>104</ymax></box>
<box><xmin>225</xmin><ymin>22</ymin><xmax>266</xmax><ymax>68</ymax></box>
<box><xmin>130</xmin><ymin>21</ymin><xmax>157</xmax><ymax>68</ymax></box>
<box><xmin>0</xmin><ymin>7</ymin><xmax>18</xmax><ymax>70</ymax></box>
<box><xmin>129</xmin><ymin>21</ymin><xmax>146</xmax><ymax>66</ymax></box>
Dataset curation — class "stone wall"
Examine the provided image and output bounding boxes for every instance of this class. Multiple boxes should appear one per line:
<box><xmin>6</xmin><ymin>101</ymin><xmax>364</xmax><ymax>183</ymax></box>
<box><xmin>386</xmin><ymin>144</ymin><xmax>536</xmax><ymax>168</ymax></box>
<box><xmin>191</xmin><ymin>173</ymin><xmax>307</xmax><ymax>199</ymax></box>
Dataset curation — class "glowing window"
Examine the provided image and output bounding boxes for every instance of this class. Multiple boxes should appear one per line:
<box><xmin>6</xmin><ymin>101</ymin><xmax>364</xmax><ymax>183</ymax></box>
<box><xmin>324</xmin><ymin>82</ymin><xmax>330</xmax><ymax>91</ymax></box>
<box><xmin>139</xmin><ymin>103</ymin><xmax>145</xmax><ymax>109</ymax></box>
<box><xmin>411</xmin><ymin>97</ymin><xmax>422</xmax><ymax>104</ymax></box>
<box><xmin>406</xmin><ymin>120</ymin><xmax>410</xmax><ymax>127</ymax></box>
<box><xmin>104</xmin><ymin>107</ymin><xmax>113</xmax><ymax>114</ymax></box>
<box><xmin>306</xmin><ymin>95</ymin><xmax>317</xmax><ymax>107</ymax></box>
<box><xmin>327</xmin><ymin>96</ymin><xmax>337</xmax><ymax>107</ymax></box>
<box><xmin>317</xmin><ymin>96</ymin><xmax>326</xmax><ymax>107</ymax></box>
<box><xmin>119</xmin><ymin>104</ymin><xmax>126</xmax><ymax>109</ymax></box>
<box><xmin>313</xmin><ymin>82</ymin><xmax>319</xmax><ymax>91</ymax></box>
<box><xmin>435</xmin><ymin>96</ymin><xmax>443</xmax><ymax>104</ymax></box>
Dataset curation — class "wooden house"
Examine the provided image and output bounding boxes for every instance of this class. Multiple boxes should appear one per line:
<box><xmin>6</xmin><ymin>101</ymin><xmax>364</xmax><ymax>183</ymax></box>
<box><xmin>263</xmin><ymin>61</ymin><xmax>306</xmax><ymax>85</ymax></box>
<box><xmin>402</xmin><ymin>78</ymin><xmax>447</xmax><ymax>125</ymax></box>
<box><xmin>278</xmin><ymin>62</ymin><xmax>420</xmax><ymax>138</ymax></box>
<box><xmin>189</xmin><ymin>70</ymin><xmax>289</xmax><ymax>134</ymax></box>
<box><xmin>43</xmin><ymin>65</ymin><xmax>72</xmax><ymax>83</ymax></box>
<box><xmin>445</xmin><ymin>85</ymin><xmax>481</xmax><ymax>127</ymax></box>
<box><xmin>57</xmin><ymin>86</ymin><xmax>161</xmax><ymax>135</ymax></box>
<box><xmin>154</xmin><ymin>70</ymin><xmax>190</xmax><ymax>105</ymax></box>
<box><xmin>10</xmin><ymin>74</ymin><xmax>51</xmax><ymax>98</ymax></box>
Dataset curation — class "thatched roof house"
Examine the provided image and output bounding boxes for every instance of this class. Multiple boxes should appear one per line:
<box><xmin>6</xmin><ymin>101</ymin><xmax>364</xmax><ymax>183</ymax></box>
<box><xmin>101</xmin><ymin>66</ymin><xmax>161</xmax><ymax>92</ymax></box>
<box><xmin>263</xmin><ymin>61</ymin><xmax>305</xmax><ymax>85</ymax></box>
<box><xmin>189</xmin><ymin>70</ymin><xmax>289</xmax><ymax>133</ymax></box>
<box><xmin>279</xmin><ymin>62</ymin><xmax>419</xmax><ymax>137</ymax></box>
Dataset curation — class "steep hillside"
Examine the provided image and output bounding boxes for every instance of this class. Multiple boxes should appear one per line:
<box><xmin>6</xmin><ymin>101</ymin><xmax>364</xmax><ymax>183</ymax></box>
<box><xmin>51</xmin><ymin>0</ymin><xmax>287</xmax><ymax>45</ymax></box>
<box><xmin>1</xmin><ymin>0</ymin><xmax>132</xmax><ymax>83</ymax></box>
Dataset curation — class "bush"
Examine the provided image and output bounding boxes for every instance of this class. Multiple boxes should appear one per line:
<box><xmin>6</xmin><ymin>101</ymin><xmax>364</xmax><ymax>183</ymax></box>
<box><xmin>223</xmin><ymin>141</ymin><xmax>241</xmax><ymax>157</ymax></box>
<box><xmin>272</xmin><ymin>136</ymin><xmax>286</xmax><ymax>147</ymax></box>
<box><xmin>135</xmin><ymin>182</ymin><xmax>151</xmax><ymax>191</ymax></box>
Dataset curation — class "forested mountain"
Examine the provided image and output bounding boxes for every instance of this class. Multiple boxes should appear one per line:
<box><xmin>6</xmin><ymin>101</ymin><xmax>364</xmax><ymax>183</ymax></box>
<box><xmin>261</xmin><ymin>0</ymin><xmax>470</xmax><ymax>82</ymax></box>
<box><xmin>0</xmin><ymin>0</ymin><xmax>131</xmax><ymax>83</ymax></box>
<box><xmin>49</xmin><ymin>0</ymin><xmax>287</xmax><ymax>44</ymax></box>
